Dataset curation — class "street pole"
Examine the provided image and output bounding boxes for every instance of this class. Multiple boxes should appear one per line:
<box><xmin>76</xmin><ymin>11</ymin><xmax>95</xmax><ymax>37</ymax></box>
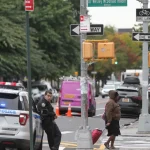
<box><xmin>75</xmin><ymin>0</ymin><xmax>93</xmax><ymax>149</ymax></box>
<box><xmin>138</xmin><ymin>0</ymin><xmax>150</xmax><ymax>133</ymax></box>
<box><xmin>26</xmin><ymin>11</ymin><xmax>34</xmax><ymax>149</ymax></box>
<box><xmin>80</xmin><ymin>33</ymin><xmax>88</xmax><ymax>129</ymax></box>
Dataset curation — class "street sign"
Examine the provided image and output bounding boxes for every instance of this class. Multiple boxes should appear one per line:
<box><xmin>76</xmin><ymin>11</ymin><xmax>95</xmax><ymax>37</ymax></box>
<box><xmin>87</xmin><ymin>24</ymin><xmax>104</xmax><ymax>36</ymax></box>
<box><xmin>136</xmin><ymin>9</ymin><xmax>150</xmax><ymax>22</ymax></box>
<box><xmin>25</xmin><ymin>0</ymin><xmax>34</xmax><ymax>11</ymax></box>
<box><xmin>70</xmin><ymin>24</ymin><xmax>80</xmax><ymax>36</ymax></box>
<box><xmin>70</xmin><ymin>24</ymin><xmax>104</xmax><ymax>36</ymax></box>
<box><xmin>80</xmin><ymin>15</ymin><xmax>91</xmax><ymax>33</ymax></box>
<box><xmin>132</xmin><ymin>32</ymin><xmax>150</xmax><ymax>41</ymax></box>
<box><xmin>88</xmin><ymin>0</ymin><xmax>127</xmax><ymax>7</ymax></box>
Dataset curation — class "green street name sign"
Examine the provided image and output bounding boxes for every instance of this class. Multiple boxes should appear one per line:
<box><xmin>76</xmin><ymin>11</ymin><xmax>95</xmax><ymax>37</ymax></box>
<box><xmin>88</xmin><ymin>0</ymin><xmax>127</xmax><ymax>7</ymax></box>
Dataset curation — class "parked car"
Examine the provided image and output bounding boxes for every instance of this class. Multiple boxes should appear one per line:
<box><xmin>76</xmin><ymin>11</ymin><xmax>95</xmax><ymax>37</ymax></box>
<box><xmin>59</xmin><ymin>79</ymin><xmax>96</xmax><ymax>117</ymax></box>
<box><xmin>32</xmin><ymin>81</ymin><xmax>52</xmax><ymax>96</ymax></box>
<box><xmin>101</xmin><ymin>84</ymin><xmax>116</xmax><ymax>98</ymax></box>
<box><xmin>116</xmin><ymin>85</ymin><xmax>142</xmax><ymax>115</ymax></box>
<box><xmin>51</xmin><ymin>88</ymin><xmax>59</xmax><ymax>103</ymax></box>
<box><xmin>32</xmin><ymin>88</ymin><xmax>42</xmax><ymax>104</ymax></box>
<box><xmin>0</xmin><ymin>88</ymin><xmax>43</xmax><ymax>150</ymax></box>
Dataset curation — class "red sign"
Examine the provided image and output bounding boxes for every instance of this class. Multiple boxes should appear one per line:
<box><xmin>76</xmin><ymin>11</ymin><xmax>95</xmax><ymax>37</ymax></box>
<box><xmin>25</xmin><ymin>0</ymin><xmax>34</xmax><ymax>11</ymax></box>
<box><xmin>80</xmin><ymin>15</ymin><xmax>84</xmax><ymax>21</ymax></box>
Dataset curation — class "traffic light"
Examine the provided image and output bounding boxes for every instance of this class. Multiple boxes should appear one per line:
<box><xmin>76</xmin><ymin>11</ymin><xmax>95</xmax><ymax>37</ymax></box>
<box><xmin>112</xmin><ymin>58</ymin><xmax>118</xmax><ymax>64</ymax></box>
<box><xmin>97</xmin><ymin>42</ymin><xmax>115</xmax><ymax>59</ymax></box>
<box><xmin>149</xmin><ymin>52</ymin><xmax>150</xmax><ymax>67</ymax></box>
<box><xmin>112</xmin><ymin>58</ymin><xmax>115</xmax><ymax>64</ymax></box>
<box><xmin>82</xmin><ymin>42</ymin><xmax>93</xmax><ymax>59</ymax></box>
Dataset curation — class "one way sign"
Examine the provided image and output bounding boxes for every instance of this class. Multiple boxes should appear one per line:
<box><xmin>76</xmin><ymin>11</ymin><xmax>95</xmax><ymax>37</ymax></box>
<box><xmin>132</xmin><ymin>32</ymin><xmax>150</xmax><ymax>41</ymax></box>
<box><xmin>70</xmin><ymin>24</ymin><xmax>80</xmax><ymax>36</ymax></box>
<box><xmin>70</xmin><ymin>24</ymin><xmax>104</xmax><ymax>36</ymax></box>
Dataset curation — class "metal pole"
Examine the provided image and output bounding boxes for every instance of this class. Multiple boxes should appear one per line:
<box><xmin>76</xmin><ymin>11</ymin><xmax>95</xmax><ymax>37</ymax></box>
<box><xmin>75</xmin><ymin>0</ymin><xmax>93</xmax><ymax>149</ymax></box>
<box><xmin>26</xmin><ymin>11</ymin><xmax>34</xmax><ymax>149</ymax></box>
<box><xmin>80</xmin><ymin>34</ymin><xmax>88</xmax><ymax>129</ymax></box>
<box><xmin>138</xmin><ymin>0</ymin><xmax>150</xmax><ymax>133</ymax></box>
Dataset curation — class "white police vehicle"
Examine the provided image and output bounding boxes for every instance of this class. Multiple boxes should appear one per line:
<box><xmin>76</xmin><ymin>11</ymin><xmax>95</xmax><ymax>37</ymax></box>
<box><xmin>0</xmin><ymin>88</ymin><xmax>43</xmax><ymax>150</ymax></box>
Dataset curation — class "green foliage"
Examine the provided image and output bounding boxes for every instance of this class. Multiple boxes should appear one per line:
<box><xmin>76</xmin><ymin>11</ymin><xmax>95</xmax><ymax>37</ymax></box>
<box><xmin>0</xmin><ymin>0</ymin><xmax>80</xmax><ymax>81</ymax></box>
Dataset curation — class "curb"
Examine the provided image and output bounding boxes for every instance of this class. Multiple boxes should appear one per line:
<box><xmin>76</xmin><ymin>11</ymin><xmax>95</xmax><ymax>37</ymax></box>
<box><xmin>123</xmin><ymin>118</ymin><xmax>138</xmax><ymax>127</ymax></box>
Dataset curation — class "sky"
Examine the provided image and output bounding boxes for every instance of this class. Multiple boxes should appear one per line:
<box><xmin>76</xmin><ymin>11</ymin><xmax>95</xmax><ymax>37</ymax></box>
<box><xmin>88</xmin><ymin>1</ymin><xmax>149</xmax><ymax>29</ymax></box>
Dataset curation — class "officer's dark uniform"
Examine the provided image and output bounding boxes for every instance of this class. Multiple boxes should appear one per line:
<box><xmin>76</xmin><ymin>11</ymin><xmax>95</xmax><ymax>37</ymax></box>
<box><xmin>37</xmin><ymin>98</ymin><xmax>61</xmax><ymax>150</ymax></box>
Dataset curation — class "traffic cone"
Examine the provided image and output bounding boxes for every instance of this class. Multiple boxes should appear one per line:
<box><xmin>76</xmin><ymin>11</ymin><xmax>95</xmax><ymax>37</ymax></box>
<box><xmin>66</xmin><ymin>103</ymin><xmax>72</xmax><ymax>117</ymax></box>
<box><xmin>55</xmin><ymin>101</ymin><xmax>60</xmax><ymax>116</ymax></box>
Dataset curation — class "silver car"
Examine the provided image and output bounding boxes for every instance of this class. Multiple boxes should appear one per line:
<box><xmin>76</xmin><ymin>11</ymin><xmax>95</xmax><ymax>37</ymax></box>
<box><xmin>101</xmin><ymin>84</ymin><xmax>116</xmax><ymax>98</ymax></box>
<box><xmin>0</xmin><ymin>89</ymin><xmax>43</xmax><ymax>150</ymax></box>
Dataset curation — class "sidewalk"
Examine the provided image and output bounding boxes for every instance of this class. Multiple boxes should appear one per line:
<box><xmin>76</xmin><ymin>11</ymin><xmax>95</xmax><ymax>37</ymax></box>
<box><xmin>99</xmin><ymin>119</ymin><xmax>150</xmax><ymax>150</ymax></box>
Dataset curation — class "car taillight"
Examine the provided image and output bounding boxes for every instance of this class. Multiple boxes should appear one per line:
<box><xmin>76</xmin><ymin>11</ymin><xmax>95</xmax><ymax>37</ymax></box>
<box><xmin>19</xmin><ymin>114</ymin><xmax>29</xmax><ymax>125</ymax></box>
<box><xmin>132</xmin><ymin>96</ymin><xmax>142</xmax><ymax>101</ymax></box>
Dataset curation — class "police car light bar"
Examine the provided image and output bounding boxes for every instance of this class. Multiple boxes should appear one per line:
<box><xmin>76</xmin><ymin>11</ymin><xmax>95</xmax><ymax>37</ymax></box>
<box><xmin>0</xmin><ymin>82</ymin><xmax>23</xmax><ymax>87</ymax></box>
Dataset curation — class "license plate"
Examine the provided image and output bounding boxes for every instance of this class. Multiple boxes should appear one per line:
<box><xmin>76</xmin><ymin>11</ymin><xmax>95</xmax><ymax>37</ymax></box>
<box><xmin>122</xmin><ymin>98</ymin><xmax>129</xmax><ymax>102</ymax></box>
<box><xmin>64</xmin><ymin>102</ymin><xmax>70</xmax><ymax>105</ymax></box>
<box><xmin>64</xmin><ymin>94</ymin><xmax>75</xmax><ymax>99</ymax></box>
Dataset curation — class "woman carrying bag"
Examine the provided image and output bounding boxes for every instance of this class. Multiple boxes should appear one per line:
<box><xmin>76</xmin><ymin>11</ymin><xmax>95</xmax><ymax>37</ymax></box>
<box><xmin>104</xmin><ymin>90</ymin><xmax>121</xmax><ymax>149</ymax></box>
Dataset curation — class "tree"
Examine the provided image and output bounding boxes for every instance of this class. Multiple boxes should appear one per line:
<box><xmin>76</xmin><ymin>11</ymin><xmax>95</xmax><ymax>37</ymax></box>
<box><xmin>0</xmin><ymin>0</ymin><xmax>80</xmax><ymax>81</ymax></box>
<box><xmin>29</xmin><ymin>0</ymin><xmax>80</xmax><ymax>79</ymax></box>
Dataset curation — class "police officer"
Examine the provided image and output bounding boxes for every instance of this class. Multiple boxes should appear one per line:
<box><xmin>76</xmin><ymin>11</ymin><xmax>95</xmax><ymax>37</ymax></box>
<box><xmin>37</xmin><ymin>90</ymin><xmax>61</xmax><ymax>150</ymax></box>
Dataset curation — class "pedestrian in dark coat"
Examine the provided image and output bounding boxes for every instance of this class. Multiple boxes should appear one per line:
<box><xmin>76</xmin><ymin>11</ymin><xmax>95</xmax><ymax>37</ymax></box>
<box><xmin>104</xmin><ymin>90</ymin><xmax>121</xmax><ymax>149</ymax></box>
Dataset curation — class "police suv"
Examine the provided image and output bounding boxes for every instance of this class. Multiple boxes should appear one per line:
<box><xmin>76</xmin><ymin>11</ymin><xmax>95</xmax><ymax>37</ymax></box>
<box><xmin>0</xmin><ymin>86</ymin><xmax>43</xmax><ymax>150</ymax></box>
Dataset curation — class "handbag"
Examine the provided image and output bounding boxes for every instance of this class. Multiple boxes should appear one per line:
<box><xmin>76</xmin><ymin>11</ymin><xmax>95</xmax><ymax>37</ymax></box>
<box><xmin>102</xmin><ymin>111</ymin><xmax>106</xmax><ymax>121</ymax></box>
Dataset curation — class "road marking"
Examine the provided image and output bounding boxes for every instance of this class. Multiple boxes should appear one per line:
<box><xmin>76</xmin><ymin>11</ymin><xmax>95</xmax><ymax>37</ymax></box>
<box><xmin>96</xmin><ymin>108</ymin><xmax>105</xmax><ymax>110</ymax></box>
<box><xmin>96</xmin><ymin>113</ymin><xmax>103</xmax><ymax>117</ymax></box>
<box><xmin>99</xmin><ymin>144</ymin><xmax>105</xmax><ymax>150</ymax></box>
<box><xmin>97</xmin><ymin>100</ymin><xmax>108</xmax><ymax>104</ymax></box>
<box><xmin>61</xmin><ymin>131</ymin><xmax>74</xmax><ymax>134</ymax></box>
<box><xmin>59</xmin><ymin>147</ymin><xmax>66</xmax><ymax>150</ymax></box>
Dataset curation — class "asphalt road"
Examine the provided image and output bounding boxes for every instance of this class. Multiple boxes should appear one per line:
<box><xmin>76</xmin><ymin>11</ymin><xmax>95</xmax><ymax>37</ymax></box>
<box><xmin>42</xmin><ymin>96</ymin><xmax>137</xmax><ymax>150</ymax></box>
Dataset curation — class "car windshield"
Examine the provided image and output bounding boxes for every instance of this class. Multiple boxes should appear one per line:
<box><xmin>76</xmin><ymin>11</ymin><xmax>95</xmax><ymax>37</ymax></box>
<box><xmin>32</xmin><ymin>88</ymin><xmax>40</xmax><ymax>94</ymax></box>
<box><xmin>117</xmin><ymin>89</ymin><xmax>138</xmax><ymax>96</ymax></box>
<box><xmin>32</xmin><ymin>85</ymin><xmax>47</xmax><ymax>92</ymax></box>
<box><xmin>0</xmin><ymin>93</ymin><xmax>23</xmax><ymax>110</ymax></box>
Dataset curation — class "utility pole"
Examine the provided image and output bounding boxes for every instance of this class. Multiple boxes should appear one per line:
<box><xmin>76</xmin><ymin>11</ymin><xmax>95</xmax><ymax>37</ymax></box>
<box><xmin>25</xmin><ymin>0</ymin><xmax>34</xmax><ymax>149</ymax></box>
<box><xmin>138</xmin><ymin>0</ymin><xmax>150</xmax><ymax>133</ymax></box>
<box><xmin>76</xmin><ymin>0</ymin><xmax>93</xmax><ymax>149</ymax></box>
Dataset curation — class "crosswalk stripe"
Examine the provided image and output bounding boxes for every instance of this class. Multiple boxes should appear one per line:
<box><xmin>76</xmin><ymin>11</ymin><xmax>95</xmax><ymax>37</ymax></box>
<box><xmin>59</xmin><ymin>147</ymin><xmax>66</xmax><ymax>150</ymax></box>
<box><xmin>99</xmin><ymin>144</ymin><xmax>105</xmax><ymax>150</ymax></box>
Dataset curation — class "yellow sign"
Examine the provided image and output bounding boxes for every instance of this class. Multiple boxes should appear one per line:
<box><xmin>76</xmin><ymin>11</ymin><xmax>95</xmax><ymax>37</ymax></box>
<box><xmin>64</xmin><ymin>102</ymin><xmax>70</xmax><ymax>105</ymax></box>
<box><xmin>64</xmin><ymin>94</ymin><xmax>75</xmax><ymax>99</ymax></box>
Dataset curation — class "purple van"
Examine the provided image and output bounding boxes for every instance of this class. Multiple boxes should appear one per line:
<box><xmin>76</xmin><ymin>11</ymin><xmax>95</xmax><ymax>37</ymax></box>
<box><xmin>58</xmin><ymin>80</ymin><xmax>96</xmax><ymax>117</ymax></box>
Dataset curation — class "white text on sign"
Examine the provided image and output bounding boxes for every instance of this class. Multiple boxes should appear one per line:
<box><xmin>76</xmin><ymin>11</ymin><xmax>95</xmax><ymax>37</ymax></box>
<box><xmin>90</xmin><ymin>27</ymin><xmax>101</xmax><ymax>32</ymax></box>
